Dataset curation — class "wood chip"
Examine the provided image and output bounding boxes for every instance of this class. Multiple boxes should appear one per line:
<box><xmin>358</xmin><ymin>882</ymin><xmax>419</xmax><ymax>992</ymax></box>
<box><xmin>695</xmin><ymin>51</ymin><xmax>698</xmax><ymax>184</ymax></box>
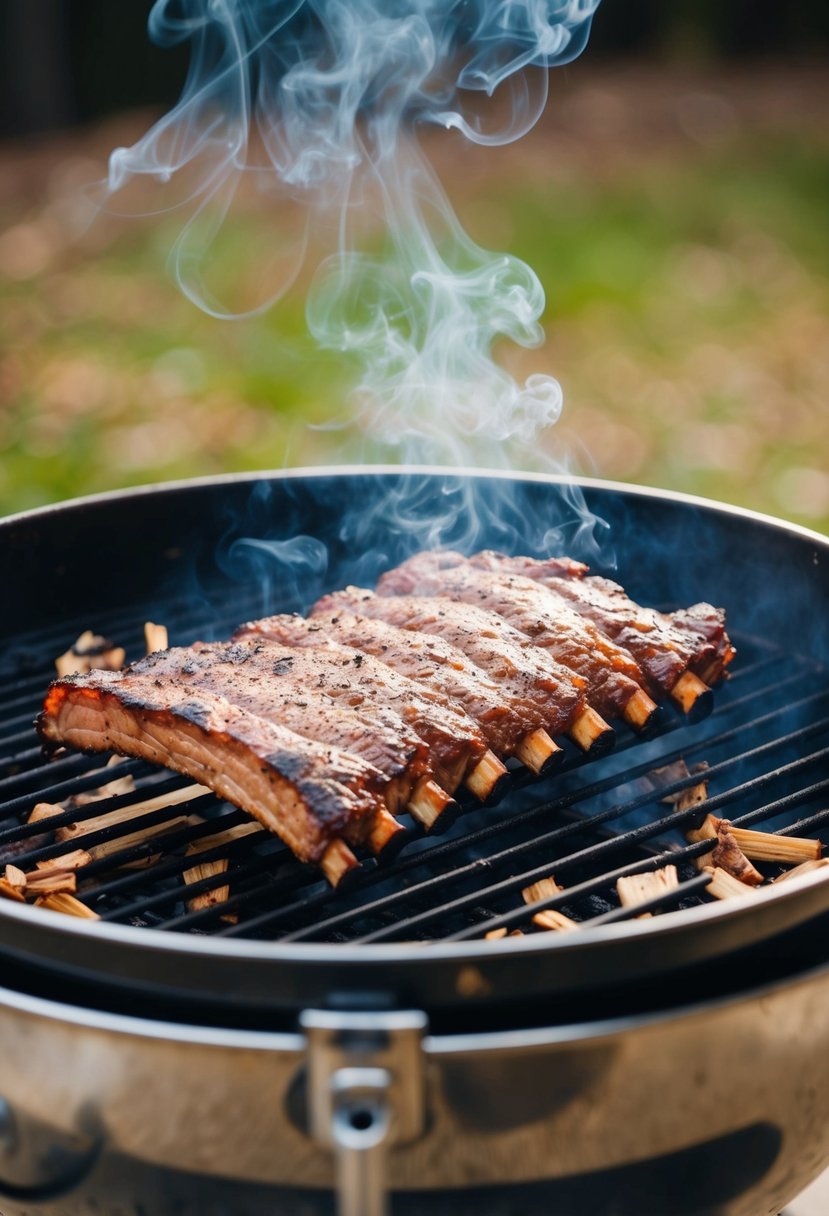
<box><xmin>0</xmin><ymin>878</ymin><xmax>25</xmax><ymax>903</ymax></box>
<box><xmin>55</xmin><ymin>631</ymin><xmax>125</xmax><ymax>677</ymax></box>
<box><xmin>34</xmin><ymin>893</ymin><xmax>99</xmax><ymax>919</ymax></box>
<box><xmin>24</xmin><ymin>870</ymin><xmax>77</xmax><ymax>895</ymax></box>
<box><xmin>484</xmin><ymin>926</ymin><xmax>508</xmax><ymax>940</ymax></box>
<box><xmin>184</xmin><ymin>821</ymin><xmax>261</xmax><ymax>854</ymax></box>
<box><xmin>659</xmin><ymin>761</ymin><xmax>710</xmax><ymax>814</ymax></box>
<box><xmin>703</xmin><ymin>866</ymin><xmax>756</xmax><ymax>901</ymax></box>
<box><xmin>773</xmin><ymin>858</ymin><xmax>829</xmax><ymax>885</ymax></box>
<box><xmin>182</xmin><ymin>849</ymin><xmax>229</xmax><ymax>912</ymax></box>
<box><xmin>56</xmin><ymin>784</ymin><xmax>209</xmax><ymax>867</ymax></box>
<box><xmin>4</xmin><ymin>865</ymin><xmax>26</xmax><ymax>890</ymax></box>
<box><xmin>29</xmin><ymin>760</ymin><xmax>138</xmax><ymax>829</ymax></box>
<box><xmin>616</xmin><ymin>866</ymin><xmax>680</xmax><ymax>917</ymax></box>
<box><xmin>686</xmin><ymin>815</ymin><xmax>763</xmax><ymax>886</ymax></box>
<box><xmin>144</xmin><ymin>621</ymin><xmax>169</xmax><ymax>654</ymax></box>
<box><xmin>726</xmin><ymin>825</ymin><xmax>822</xmax><ymax>865</ymax></box>
<box><xmin>28</xmin><ymin>801</ymin><xmax>65</xmax><ymax>824</ymax></box>
<box><xmin>35</xmin><ymin>849</ymin><xmax>91</xmax><ymax>873</ymax></box>
<box><xmin>521</xmin><ymin>876</ymin><xmax>562</xmax><ymax>905</ymax></box>
<box><xmin>532</xmin><ymin>909</ymin><xmax>579</xmax><ymax>932</ymax></box>
<box><xmin>73</xmin><ymin>758</ymin><xmax>136</xmax><ymax>807</ymax></box>
<box><xmin>711</xmin><ymin>827</ymin><xmax>764</xmax><ymax>887</ymax></box>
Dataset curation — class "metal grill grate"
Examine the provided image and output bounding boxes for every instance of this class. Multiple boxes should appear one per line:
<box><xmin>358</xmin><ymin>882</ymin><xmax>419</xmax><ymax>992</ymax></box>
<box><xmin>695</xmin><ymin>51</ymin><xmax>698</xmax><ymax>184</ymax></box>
<box><xmin>1</xmin><ymin>593</ymin><xmax>828</xmax><ymax>945</ymax></box>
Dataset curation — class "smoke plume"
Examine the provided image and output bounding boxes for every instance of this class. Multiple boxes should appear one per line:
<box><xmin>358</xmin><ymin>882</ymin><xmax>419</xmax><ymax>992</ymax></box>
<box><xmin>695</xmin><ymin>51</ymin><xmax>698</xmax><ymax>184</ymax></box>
<box><xmin>105</xmin><ymin>2</ymin><xmax>600</xmax><ymax>470</ymax></box>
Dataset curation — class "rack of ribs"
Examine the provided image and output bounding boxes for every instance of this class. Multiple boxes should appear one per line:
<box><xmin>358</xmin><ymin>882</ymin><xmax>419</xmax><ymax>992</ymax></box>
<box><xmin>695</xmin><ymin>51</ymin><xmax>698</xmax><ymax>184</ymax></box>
<box><xmin>376</xmin><ymin>552</ymin><xmax>660</xmax><ymax>732</ymax></box>
<box><xmin>38</xmin><ymin>549</ymin><xmax>733</xmax><ymax>885</ymax></box>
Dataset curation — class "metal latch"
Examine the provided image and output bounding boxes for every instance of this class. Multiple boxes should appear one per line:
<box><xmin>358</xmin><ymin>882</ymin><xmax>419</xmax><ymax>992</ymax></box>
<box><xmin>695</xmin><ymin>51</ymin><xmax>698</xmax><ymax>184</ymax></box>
<box><xmin>301</xmin><ymin>1008</ymin><xmax>428</xmax><ymax>1216</ymax></box>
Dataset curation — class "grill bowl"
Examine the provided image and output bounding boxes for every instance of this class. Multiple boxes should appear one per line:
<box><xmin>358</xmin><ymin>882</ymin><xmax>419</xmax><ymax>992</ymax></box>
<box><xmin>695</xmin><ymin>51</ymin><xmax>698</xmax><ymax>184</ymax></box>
<box><xmin>0</xmin><ymin>467</ymin><xmax>827</xmax><ymax>1020</ymax></box>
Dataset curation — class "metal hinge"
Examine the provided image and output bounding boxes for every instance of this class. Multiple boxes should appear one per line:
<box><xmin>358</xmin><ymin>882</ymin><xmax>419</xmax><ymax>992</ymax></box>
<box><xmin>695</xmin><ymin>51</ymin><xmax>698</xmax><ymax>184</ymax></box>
<box><xmin>301</xmin><ymin>1008</ymin><xmax>428</xmax><ymax>1216</ymax></box>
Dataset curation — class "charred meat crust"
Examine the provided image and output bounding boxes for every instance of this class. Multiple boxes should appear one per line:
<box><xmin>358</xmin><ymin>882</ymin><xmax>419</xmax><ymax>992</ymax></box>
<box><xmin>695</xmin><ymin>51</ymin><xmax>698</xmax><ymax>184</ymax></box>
<box><xmin>239</xmin><ymin>610</ymin><xmax>545</xmax><ymax>757</ymax></box>
<box><xmin>130</xmin><ymin>640</ymin><xmax>431</xmax><ymax>795</ymax></box>
<box><xmin>312</xmin><ymin>588</ymin><xmax>586</xmax><ymax>738</ymax></box>
<box><xmin>37</xmin><ymin>673</ymin><xmax>382</xmax><ymax>862</ymax></box>
<box><xmin>470</xmin><ymin>550</ymin><xmax>734</xmax><ymax>690</ymax></box>
<box><xmin>376</xmin><ymin>553</ymin><xmax>648</xmax><ymax>720</ymax></box>
<box><xmin>231</xmin><ymin>626</ymin><xmax>488</xmax><ymax>789</ymax></box>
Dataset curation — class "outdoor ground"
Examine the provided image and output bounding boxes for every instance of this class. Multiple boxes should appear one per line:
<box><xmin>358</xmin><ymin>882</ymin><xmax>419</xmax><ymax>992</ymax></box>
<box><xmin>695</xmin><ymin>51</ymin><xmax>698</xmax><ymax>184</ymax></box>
<box><xmin>1</xmin><ymin>60</ymin><xmax>827</xmax><ymax>532</ymax></box>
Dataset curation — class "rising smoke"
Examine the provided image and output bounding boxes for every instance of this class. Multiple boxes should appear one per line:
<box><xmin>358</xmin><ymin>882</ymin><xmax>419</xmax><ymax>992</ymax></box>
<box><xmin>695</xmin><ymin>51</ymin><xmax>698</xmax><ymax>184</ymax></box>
<box><xmin>105</xmin><ymin>0</ymin><xmax>601</xmax><ymax>477</ymax></box>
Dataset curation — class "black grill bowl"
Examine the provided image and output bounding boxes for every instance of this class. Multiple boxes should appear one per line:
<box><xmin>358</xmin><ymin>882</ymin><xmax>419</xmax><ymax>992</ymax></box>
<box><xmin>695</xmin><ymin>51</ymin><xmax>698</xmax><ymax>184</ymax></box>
<box><xmin>0</xmin><ymin>468</ymin><xmax>827</xmax><ymax>1023</ymax></box>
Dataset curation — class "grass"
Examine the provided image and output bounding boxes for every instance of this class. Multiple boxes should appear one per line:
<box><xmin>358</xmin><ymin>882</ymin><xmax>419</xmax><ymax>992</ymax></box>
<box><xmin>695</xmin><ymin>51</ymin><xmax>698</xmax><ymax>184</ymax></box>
<box><xmin>1</xmin><ymin>64</ymin><xmax>827</xmax><ymax>534</ymax></box>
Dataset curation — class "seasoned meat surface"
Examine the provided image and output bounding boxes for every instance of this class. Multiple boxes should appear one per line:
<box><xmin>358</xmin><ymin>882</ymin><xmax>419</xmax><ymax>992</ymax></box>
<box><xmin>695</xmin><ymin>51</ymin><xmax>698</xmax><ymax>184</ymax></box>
<box><xmin>471</xmin><ymin>551</ymin><xmax>735</xmax><ymax>690</ymax></box>
<box><xmin>313</xmin><ymin>587</ymin><xmax>586</xmax><ymax>738</ymax></box>
<box><xmin>230</xmin><ymin>629</ymin><xmax>487</xmax><ymax>792</ymax></box>
<box><xmin>377</xmin><ymin>552</ymin><xmax>648</xmax><ymax>720</ymax></box>
<box><xmin>38</xmin><ymin>667</ymin><xmax>383</xmax><ymax>863</ymax></box>
<box><xmin>127</xmin><ymin>640</ymin><xmax>432</xmax><ymax>814</ymax></box>
<box><xmin>238</xmin><ymin>610</ymin><xmax>544</xmax><ymax>756</ymax></box>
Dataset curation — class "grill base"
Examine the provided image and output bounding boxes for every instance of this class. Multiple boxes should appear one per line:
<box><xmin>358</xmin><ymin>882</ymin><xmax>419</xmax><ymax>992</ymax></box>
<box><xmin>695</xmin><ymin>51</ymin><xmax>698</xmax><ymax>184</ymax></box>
<box><xmin>0</xmin><ymin>949</ymin><xmax>827</xmax><ymax>1216</ymax></box>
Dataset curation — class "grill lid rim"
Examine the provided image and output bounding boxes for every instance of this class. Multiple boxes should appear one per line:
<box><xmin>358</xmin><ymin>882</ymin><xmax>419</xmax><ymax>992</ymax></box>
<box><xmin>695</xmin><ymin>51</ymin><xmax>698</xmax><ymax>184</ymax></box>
<box><xmin>2</xmin><ymin>464</ymin><xmax>828</xmax><ymax>552</ymax></box>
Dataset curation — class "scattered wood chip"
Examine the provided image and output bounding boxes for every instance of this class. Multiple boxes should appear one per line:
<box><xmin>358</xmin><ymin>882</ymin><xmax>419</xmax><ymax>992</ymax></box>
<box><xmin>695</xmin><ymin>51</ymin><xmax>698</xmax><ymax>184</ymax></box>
<box><xmin>55</xmin><ymin>631</ymin><xmax>125</xmax><ymax>677</ymax></box>
<box><xmin>54</xmin><ymin>784</ymin><xmax>209</xmax><ymax>869</ymax></box>
<box><xmin>703</xmin><ymin>866</ymin><xmax>756</xmax><ymax>901</ymax></box>
<box><xmin>144</xmin><ymin>621</ymin><xmax>169</xmax><ymax>654</ymax></box>
<box><xmin>28</xmin><ymin>801</ymin><xmax>65</xmax><ymax>824</ymax></box>
<box><xmin>658</xmin><ymin>761</ymin><xmax>710</xmax><ymax>813</ymax></box>
<box><xmin>521</xmin><ymin>876</ymin><xmax>562</xmax><ymax>905</ymax></box>
<box><xmin>484</xmin><ymin>926</ymin><xmax>508</xmax><ymax>940</ymax></box>
<box><xmin>179</xmin><ymin>831</ymin><xmax>257</xmax><ymax>914</ymax></box>
<box><xmin>726</xmin><ymin>825</ymin><xmax>822</xmax><ymax>865</ymax></box>
<box><xmin>24</xmin><ymin>870</ymin><xmax>77</xmax><ymax>895</ymax></box>
<box><xmin>34</xmin><ymin>893</ymin><xmax>99</xmax><ymax>919</ymax></box>
<box><xmin>73</xmin><ymin>757</ymin><xmax>136</xmax><ymax>807</ymax></box>
<box><xmin>0</xmin><ymin>878</ymin><xmax>25</xmax><ymax>903</ymax></box>
<box><xmin>532</xmin><ymin>909</ymin><xmax>579</xmax><ymax>932</ymax></box>
<box><xmin>4</xmin><ymin>865</ymin><xmax>26</xmax><ymax>891</ymax></box>
<box><xmin>685</xmin><ymin>813</ymin><xmax>718</xmax><ymax>873</ymax></box>
<box><xmin>35</xmin><ymin>849</ymin><xmax>91</xmax><ymax>873</ymax></box>
<box><xmin>687</xmin><ymin>815</ymin><xmax>763</xmax><ymax>886</ymax></box>
<box><xmin>184</xmin><ymin>821</ymin><xmax>261</xmax><ymax>854</ymax></box>
<box><xmin>183</xmin><ymin>847</ymin><xmax>229</xmax><ymax>912</ymax></box>
<box><xmin>773</xmin><ymin>858</ymin><xmax>829</xmax><ymax>885</ymax></box>
<box><xmin>712</xmin><ymin>826</ymin><xmax>764</xmax><ymax>887</ymax></box>
<box><xmin>616</xmin><ymin>866</ymin><xmax>680</xmax><ymax>917</ymax></box>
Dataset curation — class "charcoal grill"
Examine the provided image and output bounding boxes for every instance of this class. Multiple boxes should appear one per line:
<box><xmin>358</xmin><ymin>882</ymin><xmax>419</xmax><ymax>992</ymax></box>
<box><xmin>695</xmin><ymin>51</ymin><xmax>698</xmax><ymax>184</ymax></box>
<box><xmin>0</xmin><ymin>468</ymin><xmax>827</xmax><ymax>1216</ymax></box>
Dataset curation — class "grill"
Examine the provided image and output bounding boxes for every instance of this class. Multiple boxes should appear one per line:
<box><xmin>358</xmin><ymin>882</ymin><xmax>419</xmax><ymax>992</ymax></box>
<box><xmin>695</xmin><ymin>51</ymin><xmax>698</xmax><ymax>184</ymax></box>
<box><xmin>1</xmin><ymin>471</ymin><xmax>829</xmax><ymax>1216</ymax></box>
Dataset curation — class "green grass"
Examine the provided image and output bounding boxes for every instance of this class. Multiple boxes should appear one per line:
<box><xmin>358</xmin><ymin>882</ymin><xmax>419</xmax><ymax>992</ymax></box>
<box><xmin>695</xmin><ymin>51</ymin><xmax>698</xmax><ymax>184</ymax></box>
<box><xmin>1</xmin><ymin>120</ymin><xmax>827</xmax><ymax>534</ymax></box>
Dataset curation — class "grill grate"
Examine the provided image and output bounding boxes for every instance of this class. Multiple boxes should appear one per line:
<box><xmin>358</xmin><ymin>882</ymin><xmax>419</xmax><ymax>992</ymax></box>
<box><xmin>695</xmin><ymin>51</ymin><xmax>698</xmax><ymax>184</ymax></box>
<box><xmin>1</xmin><ymin>592</ymin><xmax>827</xmax><ymax>945</ymax></box>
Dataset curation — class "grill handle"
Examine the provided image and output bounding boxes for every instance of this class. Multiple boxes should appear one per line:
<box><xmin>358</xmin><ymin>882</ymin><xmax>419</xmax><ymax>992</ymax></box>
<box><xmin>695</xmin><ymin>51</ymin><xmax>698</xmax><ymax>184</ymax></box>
<box><xmin>302</xmin><ymin>1009</ymin><xmax>428</xmax><ymax>1216</ymax></box>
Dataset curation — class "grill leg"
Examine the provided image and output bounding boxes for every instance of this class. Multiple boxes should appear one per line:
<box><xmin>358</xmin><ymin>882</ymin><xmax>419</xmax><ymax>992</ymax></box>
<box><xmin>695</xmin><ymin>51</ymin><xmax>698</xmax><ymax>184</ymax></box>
<box><xmin>302</xmin><ymin>1009</ymin><xmax>428</xmax><ymax>1216</ymax></box>
<box><xmin>331</xmin><ymin>1071</ymin><xmax>391</xmax><ymax>1216</ymax></box>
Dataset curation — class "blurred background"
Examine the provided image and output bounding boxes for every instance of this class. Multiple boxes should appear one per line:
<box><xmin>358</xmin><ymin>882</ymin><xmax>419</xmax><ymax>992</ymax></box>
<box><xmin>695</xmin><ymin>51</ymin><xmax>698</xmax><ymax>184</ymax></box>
<box><xmin>1</xmin><ymin>1</ymin><xmax>827</xmax><ymax>530</ymax></box>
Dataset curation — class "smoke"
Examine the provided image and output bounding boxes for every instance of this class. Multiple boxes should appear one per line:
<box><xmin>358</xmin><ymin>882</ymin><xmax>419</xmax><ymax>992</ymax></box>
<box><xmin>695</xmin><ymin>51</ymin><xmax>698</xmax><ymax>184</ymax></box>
<box><xmin>103</xmin><ymin>0</ymin><xmax>607</xmax><ymax>556</ymax></box>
